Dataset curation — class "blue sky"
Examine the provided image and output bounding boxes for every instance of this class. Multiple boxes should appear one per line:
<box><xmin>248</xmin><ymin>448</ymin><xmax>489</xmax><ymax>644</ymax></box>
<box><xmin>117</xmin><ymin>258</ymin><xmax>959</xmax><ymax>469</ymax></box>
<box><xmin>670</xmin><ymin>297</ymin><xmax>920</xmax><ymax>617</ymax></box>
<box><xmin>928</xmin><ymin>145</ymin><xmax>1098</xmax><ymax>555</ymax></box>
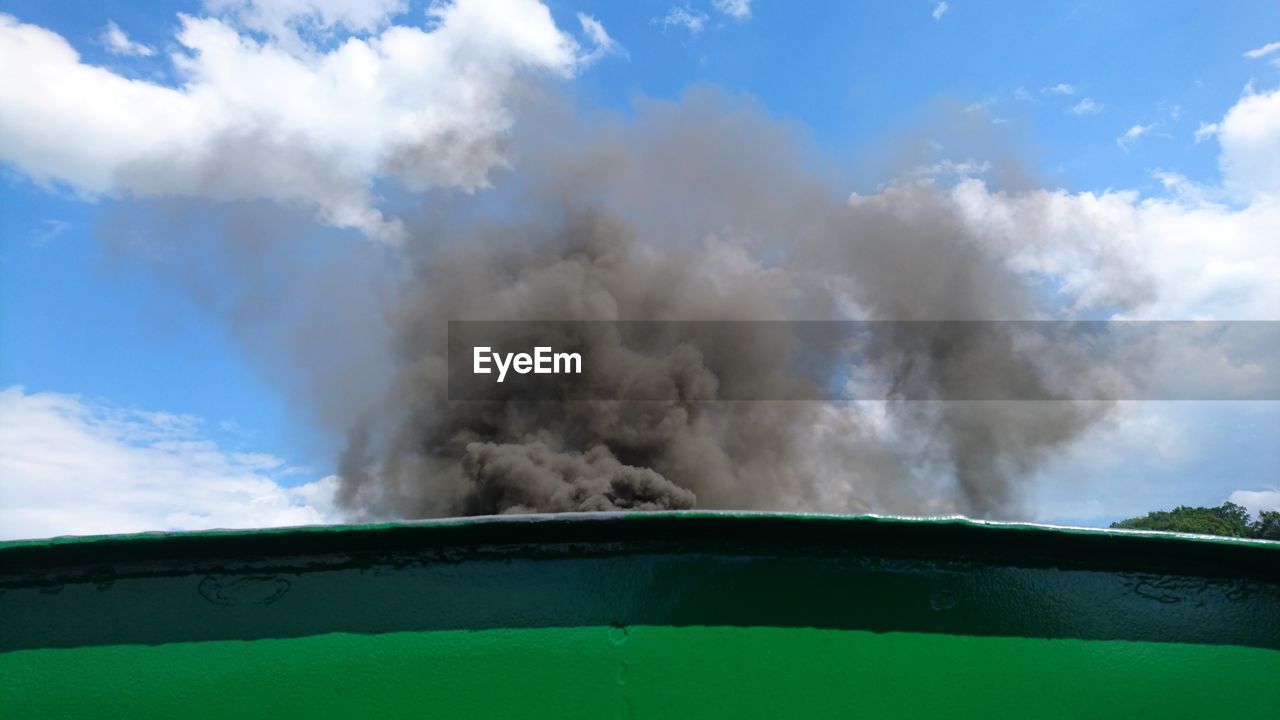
<box><xmin>1</xmin><ymin>0</ymin><xmax>1278</xmax><ymax>538</ymax></box>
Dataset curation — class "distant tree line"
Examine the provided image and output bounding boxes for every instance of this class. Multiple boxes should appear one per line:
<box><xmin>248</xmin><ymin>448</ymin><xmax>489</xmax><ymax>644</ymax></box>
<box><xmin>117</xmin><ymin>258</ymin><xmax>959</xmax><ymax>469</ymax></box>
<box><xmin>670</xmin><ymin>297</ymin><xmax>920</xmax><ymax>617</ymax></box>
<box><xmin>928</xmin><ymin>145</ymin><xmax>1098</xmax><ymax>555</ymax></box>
<box><xmin>1111</xmin><ymin>501</ymin><xmax>1280</xmax><ymax>540</ymax></box>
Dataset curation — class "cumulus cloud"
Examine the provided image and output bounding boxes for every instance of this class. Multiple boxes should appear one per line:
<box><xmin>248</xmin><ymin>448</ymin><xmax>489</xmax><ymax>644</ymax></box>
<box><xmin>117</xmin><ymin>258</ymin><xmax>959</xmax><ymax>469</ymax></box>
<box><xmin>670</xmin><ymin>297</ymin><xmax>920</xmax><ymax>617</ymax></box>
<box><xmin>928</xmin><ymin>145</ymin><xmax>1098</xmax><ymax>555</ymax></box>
<box><xmin>0</xmin><ymin>1</ymin><xmax>617</xmax><ymax>241</ymax></box>
<box><xmin>101</xmin><ymin>20</ymin><xmax>155</xmax><ymax>57</ymax></box>
<box><xmin>0</xmin><ymin>386</ymin><xmax>340</xmax><ymax>540</ymax></box>
<box><xmin>1071</xmin><ymin>98</ymin><xmax>1102</xmax><ymax>115</ymax></box>
<box><xmin>712</xmin><ymin>0</ymin><xmax>752</xmax><ymax>20</ymax></box>
<box><xmin>1044</xmin><ymin>83</ymin><xmax>1075</xmax><ymax>96</ymax></box>
<box><xmin>932</xmin><ymin>2</ymin><xmax>949</xmax><ymax>21</ymax></box>
<box><xmin>950</xmin><ymin>179</ymin><xmax>1279</xmax><ymax>320</ymax></box>
<box><xmin>941</xmin><ymin>83</ymin><xmax>1280</xmax><ymax>321</ymax></box>
<box><xmin>1229</xmin><ymin>488</ymin><xmax>1280</xmax><ymax>516</ymax></box>
<box><xmin>1213</xmin><ymin>86</ymin><xmax>1280</xmax><ymax>198</ymax></box>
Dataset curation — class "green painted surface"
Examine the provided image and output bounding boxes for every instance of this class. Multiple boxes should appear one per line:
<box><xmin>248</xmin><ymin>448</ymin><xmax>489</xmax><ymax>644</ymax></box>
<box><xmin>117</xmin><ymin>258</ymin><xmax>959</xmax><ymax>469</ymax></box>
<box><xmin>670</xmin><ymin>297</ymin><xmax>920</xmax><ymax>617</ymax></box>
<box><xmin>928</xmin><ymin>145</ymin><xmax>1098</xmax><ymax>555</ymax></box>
<box><xmin>4</xmin><ymin>627</ymin><xmax>1278</xmax><ymax>719</ymax></box>
<box><xmin>2</xmin><ymin>514</ymin><xmax>1277</xmax><ymax>717</ymax></box>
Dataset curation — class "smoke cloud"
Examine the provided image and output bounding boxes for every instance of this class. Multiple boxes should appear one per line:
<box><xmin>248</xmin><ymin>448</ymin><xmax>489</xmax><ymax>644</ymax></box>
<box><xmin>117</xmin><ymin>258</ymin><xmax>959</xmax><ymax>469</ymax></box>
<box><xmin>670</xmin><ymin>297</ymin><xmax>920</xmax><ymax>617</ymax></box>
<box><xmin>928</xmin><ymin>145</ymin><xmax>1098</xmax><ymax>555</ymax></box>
<box><xmin>323</xmin><ymin>88</ymin><xmax>1112</xmax><ymax>520</ymax></box>
<box><xmin>106</xmin><ymin>88</ymin><xmax>1123</xmax><ymax>521</ymax></box>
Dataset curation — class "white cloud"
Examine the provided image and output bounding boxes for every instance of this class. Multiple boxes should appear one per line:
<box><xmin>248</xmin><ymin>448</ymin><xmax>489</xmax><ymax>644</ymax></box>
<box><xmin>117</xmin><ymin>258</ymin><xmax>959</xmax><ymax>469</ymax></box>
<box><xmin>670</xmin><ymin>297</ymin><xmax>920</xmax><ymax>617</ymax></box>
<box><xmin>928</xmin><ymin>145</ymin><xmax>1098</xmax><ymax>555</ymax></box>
<box><xmin>0</xmin><ymin>1</ymin><xmax>615</xmax><ymax>241</ymax></box>
<box><xmin>936</xmin><ymin>85</ymin><xmax>1280</xmax><ymax>322</ymax></box>
<box><xmin>1243</xmin><ymin>40</ymin><xmax>1280</xmax><ymax>59</ymax></box>
<box><xmin>1229</xmin><ymin>489</ymin><xmax>1280</xmax><ymax>515</ymax></box>
<box><xmin>1071</xmin><ymin>98</ymin><xmax>1102</xmax><ymax>115</ymax></box>
<box><xmin>909</xmin><ymin>158</ymin><xmax>991</xmax><ymax>179</ymax></box>
<box><xmin>576</xmin><ymin>12</ymin><xmax>625</xmax><ymax>64</ymax></box>
<box><xmin>658</xmin><ymin>6</ymin><xmax>709</xmax><ymax>35</ymax></box>
<box><xmin>1116</xmin><ymin>123</ymin><xmax>1152</xmax><ymax>150</ymax></box>
<box><xmin>712</xmin><ymin>0</ymin><xmax>752</xmax><ymax>20</ymax></box>
<box><xmin>1194</xmin><ymin>120</ymin><xmax>1219</xmax><ymax>142</ymax></box>
<box><xmin>949</xmin><ymin>179</ymin><xmax>1280</xmax><ymax>320</ymax></box>
<box><xmin>1044</xmin><ymin>83</ymin><xmax>1075</xmax><ymax>96</ymax></box>
<box><xmin>101</xmin><ymin>20</ymin><xmax>155</xmax><ymax>57</ymax></box>
<box><xmin>931</xmin><ymin>2</ymin><xmax>949</xmax><ymax>21</ymax></box>
<box><xmin>1213</xmin><ymin>86</ymin><xmax>1280</xmax><ymax>199</ymax></box>
<box><xmin>0</xmin><ymin>386</ymin><xmax>341</xmax><ymax>540</ymax></box>
<box><xmin>204</xmin><ymin>0</ymin><xmax>406</xmax><ymax>49</ymax></box>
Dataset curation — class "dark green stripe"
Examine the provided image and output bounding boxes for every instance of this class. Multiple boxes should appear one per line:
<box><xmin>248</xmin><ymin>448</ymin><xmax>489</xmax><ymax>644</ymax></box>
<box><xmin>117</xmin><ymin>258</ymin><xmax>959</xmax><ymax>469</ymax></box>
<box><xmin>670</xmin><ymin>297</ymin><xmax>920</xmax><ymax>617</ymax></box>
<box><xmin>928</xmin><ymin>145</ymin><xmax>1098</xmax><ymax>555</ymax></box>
<box><xmin>2</xmin><ymin>514</ymin><xmax>1277</xmax><ymax>652</ymax></box>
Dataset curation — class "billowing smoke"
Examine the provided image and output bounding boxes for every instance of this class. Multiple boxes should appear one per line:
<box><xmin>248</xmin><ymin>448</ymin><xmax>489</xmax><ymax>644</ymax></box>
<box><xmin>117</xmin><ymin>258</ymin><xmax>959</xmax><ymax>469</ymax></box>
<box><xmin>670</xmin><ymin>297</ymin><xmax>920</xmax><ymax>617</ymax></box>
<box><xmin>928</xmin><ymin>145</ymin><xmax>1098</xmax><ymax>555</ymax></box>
<box><xmin>325</xmin><ymin>89</ymin><xmax>1111</xmax><ymax>520</ymax></box>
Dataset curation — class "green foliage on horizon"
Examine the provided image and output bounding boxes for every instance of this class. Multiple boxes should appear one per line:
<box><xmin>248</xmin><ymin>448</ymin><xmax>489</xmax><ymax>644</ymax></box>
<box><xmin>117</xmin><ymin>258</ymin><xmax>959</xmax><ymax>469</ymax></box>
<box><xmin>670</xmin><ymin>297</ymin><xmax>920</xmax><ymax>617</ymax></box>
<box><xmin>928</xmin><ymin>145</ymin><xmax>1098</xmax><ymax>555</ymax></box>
<box><xmin>1111</xmin><ymin>501</ymin><xmax>1280</xmax><ymax>540</ymax></box>
<box><xmin>1254</xmin><ymin>509</ymin><xmax>1280</xmax><ymax>540</ymax></box>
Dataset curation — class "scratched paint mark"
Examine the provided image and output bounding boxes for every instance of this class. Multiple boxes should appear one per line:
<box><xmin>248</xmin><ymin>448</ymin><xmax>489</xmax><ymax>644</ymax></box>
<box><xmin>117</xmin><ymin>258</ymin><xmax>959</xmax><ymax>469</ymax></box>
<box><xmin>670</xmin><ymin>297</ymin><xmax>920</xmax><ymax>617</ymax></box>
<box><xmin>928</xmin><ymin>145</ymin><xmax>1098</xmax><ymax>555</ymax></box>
<box><xmin>609</xmin><ymin>624</ymin><xmax>630</xmax><ymax>646</ymax></box>
<box><xmin>198</xmin><ymin>576</ymin><xmax>291</xmax><ymax>607</ymax></box>
<box><xmin>1121</xmin><ymin>574</ymin><xmax>1258</xmax><ymax>606</ymax></box>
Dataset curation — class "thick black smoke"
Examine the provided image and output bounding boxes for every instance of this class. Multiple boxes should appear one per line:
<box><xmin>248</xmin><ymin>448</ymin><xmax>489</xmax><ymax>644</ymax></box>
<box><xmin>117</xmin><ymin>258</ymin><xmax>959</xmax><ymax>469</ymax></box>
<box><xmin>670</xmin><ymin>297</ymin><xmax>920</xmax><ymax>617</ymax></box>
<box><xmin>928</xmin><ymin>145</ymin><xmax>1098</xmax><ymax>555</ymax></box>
<box><xmin>327</xmin><ymin>89</ymin><xmax>1111</xmax><ymax>520</ymax></box>
<box><xmin>96</xmin><ymin>87</ymin><xmax>1122</xmax><ymax>520</ymax></box>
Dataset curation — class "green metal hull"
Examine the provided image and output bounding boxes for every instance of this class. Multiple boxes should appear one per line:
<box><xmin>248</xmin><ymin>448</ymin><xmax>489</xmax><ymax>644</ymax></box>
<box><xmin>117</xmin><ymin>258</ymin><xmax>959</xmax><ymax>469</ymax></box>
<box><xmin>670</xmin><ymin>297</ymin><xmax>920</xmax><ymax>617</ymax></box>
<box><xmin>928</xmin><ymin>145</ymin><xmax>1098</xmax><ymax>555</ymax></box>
<box><xmin>3</xmin><ymin>513</ymin><xmax>1277</xmax><ymax>718</ymax></box>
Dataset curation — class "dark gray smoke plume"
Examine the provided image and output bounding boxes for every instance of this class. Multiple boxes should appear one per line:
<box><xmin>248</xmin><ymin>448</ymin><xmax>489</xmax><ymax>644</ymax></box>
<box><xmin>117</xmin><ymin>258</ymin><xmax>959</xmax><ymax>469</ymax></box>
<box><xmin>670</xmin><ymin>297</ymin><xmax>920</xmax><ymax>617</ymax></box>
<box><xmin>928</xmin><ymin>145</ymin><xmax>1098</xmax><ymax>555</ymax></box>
<box><xmin>328</xmin><ymin>89</ymin><xmax>1110</xmax><ymax>520</ymax></box>
<box><xmin>102</xmin><ymin>88</ymin><xmax>1119</xmax><ymax>520</ymax></box>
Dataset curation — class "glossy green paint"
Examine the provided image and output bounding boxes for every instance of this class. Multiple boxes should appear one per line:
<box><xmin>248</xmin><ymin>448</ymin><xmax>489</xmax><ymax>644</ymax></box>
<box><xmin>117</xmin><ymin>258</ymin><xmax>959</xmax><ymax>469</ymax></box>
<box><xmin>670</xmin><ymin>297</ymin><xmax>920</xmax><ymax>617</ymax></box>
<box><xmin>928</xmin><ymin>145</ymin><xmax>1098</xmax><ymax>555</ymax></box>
<box><xmin>5</xmin><ymin>628</ymin><xmax>1278</xmax><ymax>718</ymax></box>
<box><xmin>2</xmin><ymin>513</ymin><xmax>1278</xmax><ymax>718</ymax></box>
